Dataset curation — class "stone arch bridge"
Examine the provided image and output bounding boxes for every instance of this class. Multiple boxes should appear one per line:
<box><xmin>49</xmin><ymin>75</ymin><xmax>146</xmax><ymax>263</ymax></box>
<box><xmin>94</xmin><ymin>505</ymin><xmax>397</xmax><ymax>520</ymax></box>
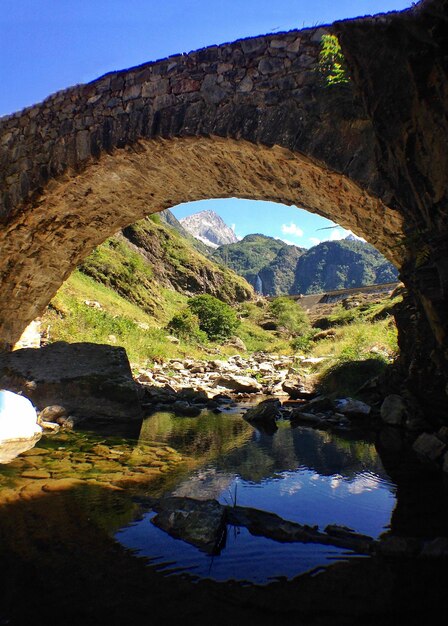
<box><xmin>1</xmin><ymin>0</ymin><xmax>447</xmax><ymax>413</ymax></box>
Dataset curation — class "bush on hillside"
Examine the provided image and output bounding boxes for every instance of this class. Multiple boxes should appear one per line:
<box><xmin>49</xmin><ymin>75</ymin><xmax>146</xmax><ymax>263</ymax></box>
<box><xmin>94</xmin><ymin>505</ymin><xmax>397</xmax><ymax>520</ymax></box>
<box><xmin>166</xmin><ymin>309</ymin><xmax>207</xmax><ymax>343</ymax></box>
<box><xmin>187</xmin><ymin>294</ymin><xmax>240</xmax><ymax>341</ymax></box>
<box><xmin>269</xmin><ymin>297</ymin><xmax>310</xmax><ymax>337</ymax></box>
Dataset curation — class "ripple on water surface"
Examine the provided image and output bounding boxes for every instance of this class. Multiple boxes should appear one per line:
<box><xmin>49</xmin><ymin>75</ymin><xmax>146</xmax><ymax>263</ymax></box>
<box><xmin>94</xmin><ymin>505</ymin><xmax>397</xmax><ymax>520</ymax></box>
<box><xmin>116</xmin><ymin>411</ymin><xmax>397</xmax><ymax>584</ymax></box>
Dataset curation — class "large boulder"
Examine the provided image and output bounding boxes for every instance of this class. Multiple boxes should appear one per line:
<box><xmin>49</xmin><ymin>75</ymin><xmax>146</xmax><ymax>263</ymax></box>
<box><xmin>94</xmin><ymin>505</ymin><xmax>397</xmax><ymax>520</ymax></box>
<box><xmin>0</xmin><ymin>389</ymin><xmax>41</xmax><ymax>441</ymax></box>
<box><xmin>0</xmin><ymin>342</ymin><xmax>142</xmax><ymax>431</ymax></box>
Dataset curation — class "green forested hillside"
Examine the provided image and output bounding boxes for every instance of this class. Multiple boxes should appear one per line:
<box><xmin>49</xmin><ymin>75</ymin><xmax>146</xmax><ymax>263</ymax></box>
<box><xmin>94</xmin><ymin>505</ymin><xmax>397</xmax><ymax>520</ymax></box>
<box><xmin>212</xmin><ymin>234</ymin><xmax>304</xmax><ymax>293</ymax></box>
<box><xmin>292</xmin><ymin>239</ymin><xmax>398</xmax><ymax>294</ymax></box>
<box><xmin>212</xmin><ymin>234</ymin><xmax>397</xmax><ymax>295</ymax></box>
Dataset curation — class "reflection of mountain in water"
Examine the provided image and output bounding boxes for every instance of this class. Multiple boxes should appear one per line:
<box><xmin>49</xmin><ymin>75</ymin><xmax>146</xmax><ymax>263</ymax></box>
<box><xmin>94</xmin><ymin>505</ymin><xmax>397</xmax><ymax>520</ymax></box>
<box><xmin>139</xmin><ymin>410</ymin><xmax>253</xmax><ymax>460</ymax></box>
<box><xmin>212</xmin><ymin>422</ymin><xmax>388</xmax><ymax>484</ymax></box>
<box><xmin>140</xmin><ymin>411</ymin><xmax>388</xmax><ymax>490</ymax></box>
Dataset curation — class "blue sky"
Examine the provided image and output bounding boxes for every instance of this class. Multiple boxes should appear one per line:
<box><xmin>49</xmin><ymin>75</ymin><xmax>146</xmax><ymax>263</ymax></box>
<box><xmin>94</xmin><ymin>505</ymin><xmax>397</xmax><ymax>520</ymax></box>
<box><xmin>0</xmin><ymin>0</ymin><xmax>413</xmax><ymax>246</ymax></box>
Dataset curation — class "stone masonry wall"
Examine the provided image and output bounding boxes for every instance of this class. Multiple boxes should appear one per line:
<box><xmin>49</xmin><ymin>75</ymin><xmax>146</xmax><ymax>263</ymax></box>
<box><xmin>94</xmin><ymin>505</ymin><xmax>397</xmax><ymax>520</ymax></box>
<box><xmin>0</xmin><ymin>25</ymin><xmax>405</xmax><ymax>348</ymax></box>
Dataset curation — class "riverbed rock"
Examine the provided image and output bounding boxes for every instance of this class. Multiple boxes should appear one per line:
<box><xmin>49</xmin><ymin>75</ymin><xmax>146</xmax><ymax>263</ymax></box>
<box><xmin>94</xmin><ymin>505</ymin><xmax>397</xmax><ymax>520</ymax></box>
<box><xmin>282</xmin><ymin>377</ymin><xmax>307</xmax><ymax>399</ymax></box>
<box><xmin>380</xmin><ymin>394</ymin><xmax>407</xmax><ymax>425</ymax></box>
<box><xmin>225</xmin><ymin>336</ymin><xmax>247</xmax><ymax>351</ymax></box>
<box><xmin>213</xmin><ymin>374</ymin><xmax>262</xmax><ymax>393</ymax></box>
<box><xmin>290</xmin><ymin>411</ymin><xmax>323</xmax><ymax>425</ymax></box>
<box><xmin>377</xmin><ymin>535</ymin><xmax>420</xmax><ymax>558</ymax></box>
<box><xmin>0</xmin><ymin>343</ymin><xmax>142</xmax><ymax>430</ymax></box>
<box><xmin>420</xmin><ymin>537</ymin><xmax>448</xmax><ymax>558</ymax></box>
<box><xmin>172</xmin><ymin>401</ymin><xmax>202</xmax><ymax>417</ymax></box>
<box><xmin>412</xmin><ymin>432</ymin><xmax>446</xmax><ymax>462</ymax></box>
<box><xmin>152</xmin><ymin>497</ymin><xmax>226</xmax><ymax>554</ymax></box>
<box><xmin>335</xmin><ymin>398</ymin><xmax>371</xmax><ymax>417</ymax></box>
<box><xmin>244</xmin><ymin>398</ymin><xmax>281</xmax><ymax>424</ymax></box>
<box><xmin>39</xmin><ymin>404</ymin><xmax>67</xmax><ymax>422</ymax></box>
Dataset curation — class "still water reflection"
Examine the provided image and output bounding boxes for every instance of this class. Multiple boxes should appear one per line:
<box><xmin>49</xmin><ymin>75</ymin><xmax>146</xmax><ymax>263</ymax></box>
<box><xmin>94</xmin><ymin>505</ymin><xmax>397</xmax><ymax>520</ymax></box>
<box><xmin>117</xmin><ymin>410</ymin><xmax>396</xmax><ymax>583</ymax></box>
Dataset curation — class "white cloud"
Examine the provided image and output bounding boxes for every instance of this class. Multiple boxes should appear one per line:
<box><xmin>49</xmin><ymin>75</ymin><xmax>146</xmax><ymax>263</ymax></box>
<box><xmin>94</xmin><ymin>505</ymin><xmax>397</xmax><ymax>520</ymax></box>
<box><xmin>280</xmin><ymin>238</ymin><xmax>297</xmax><ymax>246</ymax></box>
<box><xmin>309</xmin><ymin>237</ymin><xmax>320</xmax><ymax>246</ymax></box>
<box><xmin>231</xmin><ymin>223</ymin><xmax>236</xmax><ymax>232</ymax></box>
<box><xmin>329</xmin><ymin>228</ymin><xmax>346</xmax><ymax>241</ymax></box>
<box><xmin>281</xmin><ymin>222</ymin><xmax>303</xmax><ymax>238</ymax></box>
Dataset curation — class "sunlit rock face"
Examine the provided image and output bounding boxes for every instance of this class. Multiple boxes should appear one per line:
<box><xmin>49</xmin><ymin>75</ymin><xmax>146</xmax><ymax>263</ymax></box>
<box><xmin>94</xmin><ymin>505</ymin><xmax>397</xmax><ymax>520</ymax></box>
<box><xmin>0</xmin><ymin>1</ymin><xmax>446</xmax><ymax>412</ymax></box>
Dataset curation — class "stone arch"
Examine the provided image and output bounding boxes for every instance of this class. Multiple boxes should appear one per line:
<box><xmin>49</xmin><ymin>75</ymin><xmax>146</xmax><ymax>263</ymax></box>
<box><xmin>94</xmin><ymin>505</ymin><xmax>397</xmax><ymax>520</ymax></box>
<box><xmin>0</xmin><ymin>26</ymin><xmax>404</xmax><ymax>348</ymax></box>
<box><xmin>1</xmin><ymin>0</ymin><xmax>447</xmax><ymax>413</ymax></box>
<box><xmin>0</xmin><ymin>134</ymin><xmax>403</xmax><ymax>346</ymax></box>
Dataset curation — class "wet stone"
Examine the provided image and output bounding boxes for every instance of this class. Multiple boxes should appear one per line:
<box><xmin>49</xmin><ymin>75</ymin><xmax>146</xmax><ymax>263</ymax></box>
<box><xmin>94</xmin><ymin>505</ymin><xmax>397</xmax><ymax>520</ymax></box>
<box><xmin>21</xmin><ymin>469</ymin><xmax>51</xmax><ymax>479</ymax></box>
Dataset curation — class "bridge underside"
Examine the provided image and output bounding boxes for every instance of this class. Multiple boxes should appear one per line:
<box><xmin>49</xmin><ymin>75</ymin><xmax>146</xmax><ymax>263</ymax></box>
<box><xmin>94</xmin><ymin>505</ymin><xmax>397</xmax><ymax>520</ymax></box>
<box><xmin>0</xmin><ymin>0</ymin><xmax>447</xmax><ymax>415</ymax></box>
<box><xmin>0</xmin><ymin>136</ymin><xmax>402</xmax><ymax>348</ymax></box>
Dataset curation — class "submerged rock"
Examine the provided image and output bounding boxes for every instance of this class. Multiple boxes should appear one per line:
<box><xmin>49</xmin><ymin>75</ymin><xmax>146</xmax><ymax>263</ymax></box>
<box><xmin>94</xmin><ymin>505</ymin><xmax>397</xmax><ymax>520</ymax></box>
<box><xmin>152</xmin><ymin>497</ymin><xmax>227</xmax><ymax>554</ymax></box>
<box><xmin>335</xmin><ymin>398</ymin><xmax>371</xmax><ymax>417</ymax></box>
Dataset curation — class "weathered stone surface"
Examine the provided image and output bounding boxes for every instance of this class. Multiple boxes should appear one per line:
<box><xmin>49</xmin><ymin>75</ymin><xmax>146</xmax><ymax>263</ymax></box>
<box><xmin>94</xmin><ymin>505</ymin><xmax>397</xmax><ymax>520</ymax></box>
<box><xmin>0</xmin><ymin>23</ymin><xmax>404</xmax><ymax>356</ymax></box>
<box><xmin>282</xmin><ymin>377</ymin><xmax>307</xmax><ymax>399</ymax></box>
<box><xmin>336</xmin><ymin>0</ymin><xmax>448</xmax><ymax>416</ymax></box>
<box><xmin>412</xmin><ymin>432</ymin><xmax>446</xmax><ymax>462</ymax></box>
<box><xmin>380</xmin><ymin>394</ymin><xmax>407</xmax><ymax>425</ymax></box>
<box><xmin>0</xmin><ymin>342</ymin><xmax>142</xmax><ymax>426</ymax></box>
<box><xmin>151</xmin><ymin>497</ymin><xmax>226</xmax><ymax>554</ymax></box>
<box><xmin>0</xmin><ymin>435</ymin><xmax>41</xmax><ymax>464</ymax></box>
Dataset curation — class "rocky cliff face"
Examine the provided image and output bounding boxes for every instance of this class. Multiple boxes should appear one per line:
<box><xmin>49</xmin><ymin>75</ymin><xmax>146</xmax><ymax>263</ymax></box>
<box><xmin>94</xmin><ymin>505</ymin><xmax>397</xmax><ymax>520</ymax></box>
<box><xmin>180</xmin><ymin>210</ymin><xmax>239</xmax><ymax>248</ymax></box>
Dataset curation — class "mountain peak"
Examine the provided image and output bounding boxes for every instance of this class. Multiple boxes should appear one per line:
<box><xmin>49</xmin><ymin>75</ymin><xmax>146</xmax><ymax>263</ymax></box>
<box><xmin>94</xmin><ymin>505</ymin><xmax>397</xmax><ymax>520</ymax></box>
<box><xmin>180</xmin><ymin>210</ymin><xmax>238</xmax><ymax>248</ymax></box>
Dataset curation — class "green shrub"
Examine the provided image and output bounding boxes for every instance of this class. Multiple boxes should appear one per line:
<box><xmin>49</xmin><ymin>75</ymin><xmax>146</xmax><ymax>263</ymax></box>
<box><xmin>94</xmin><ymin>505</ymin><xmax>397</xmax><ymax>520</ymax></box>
<box><xmin>290</xmin><ymin>330</ymin><xmax>317</xmax><ymax>353</ymax></box>
<box><xmin>269</xmin><ymin>297</ymin><xmax>310</xmax><ymax>337</ymax></box>
<box><xmin>188</xmin><ymin>294</ymin><xmax>240</xmax><ymax>341</ymax></box>
<box><xmin>318</xmin><ymin>34</ymin><xmax>350</xmax><ymax>86</ymax></box>
<box><xmin>166</xmin><ymin>309</ymin><xmax>207</xmax><ymax>343</ymax></box>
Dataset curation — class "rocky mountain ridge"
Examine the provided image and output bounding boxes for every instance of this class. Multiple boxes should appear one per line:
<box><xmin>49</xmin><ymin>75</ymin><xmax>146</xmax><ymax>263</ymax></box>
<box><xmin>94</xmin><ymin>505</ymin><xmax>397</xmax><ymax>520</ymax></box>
<box><xmin>180</xmin><ymin>210</ymin><xmax>239</xmax><ymax>248</ymax></box>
